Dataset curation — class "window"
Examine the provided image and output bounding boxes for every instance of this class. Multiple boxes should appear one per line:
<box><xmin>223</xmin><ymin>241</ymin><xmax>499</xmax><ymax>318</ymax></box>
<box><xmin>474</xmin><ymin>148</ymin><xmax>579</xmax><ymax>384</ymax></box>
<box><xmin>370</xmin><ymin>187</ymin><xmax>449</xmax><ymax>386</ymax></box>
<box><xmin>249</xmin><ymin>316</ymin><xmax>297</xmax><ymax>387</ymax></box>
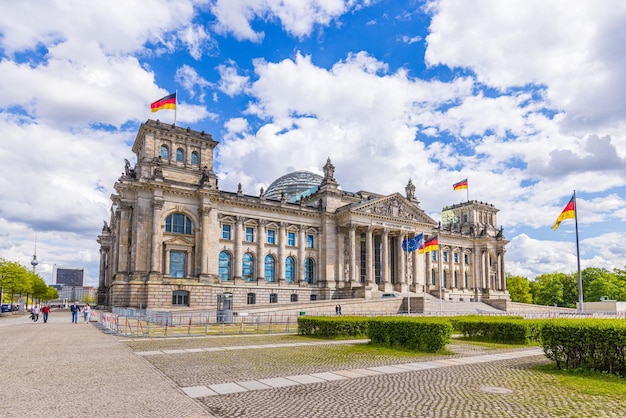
<box><xmin>176</xmin><ymin>148</ymin><xmax>184</xmax><ymax>162</ymax></box>
<box><xmin>247</xmin><ymin>293</ymin><xmax>256</xmax><ymax>305</ymax></box>
<box><xmin>222</xmin><ymin>224</ymin><xmax>231</xmax><ymax>240</ymax></box>
<box><xmin>165</xmin><ymin>213</ymin><xmax>193</xmax><ymax>234</ymax></box>
<box><xmin>267</xmin><ymin>230</ymin><xmax>275</xmax><ymax>244</ymax></box>
<box><xmin>218</xmin><ymin>251</ymin><xmax>231</xmax><ymax>281</ymax></box>
<box><xmin>464</xmin><ymin>272</ymin><xmax>468</xmax><ymax>288</ymax></box>
<box><xmin>431</xmin><ymin>269</ymin><xmax>436</xmax><ymax>285</ymax></box>
<box><xmin>443</xmin><ymin>270</ymin><xmax>447</xmax><ymax>288</ymax></box>
<box><xmin>290</xmin><ymin>294</ymin><xmax>298</xmax><ymax>302</ymax></box>
<box><xmin>172</xmin><ymin>290</ymin><xmax>189</xmax><ymax>306</ymax></box>
<box><xmin>242</xmin><ymin>253</ymin><xmax>254</xmax><ymax>281</ymax></box>
<box><xmin>245</xmin><ymin>227</ymin><xmax>254</xmax><ymax>242</ymax></box>
<box><xmin>269</xmin><ymin>293</ymin><xmax>278</xmax><ymax>304</ymax></box>
<box><xmin>443</xmin><ymin>251</ymin><xmax>448</xmax><ymax>262</ymax></box>
<box><xmin>454</xmin><ymin>271</ymin><xmax>458</xmax><ymax>288</ymax></box>
<box><xmin>431</xmin><ymin>252</ymin><xmax>437</xmax><ymax>261</ymax></box>
<box><xmin>287</xmin><ymin>232</ymin><xmax>295</xmax><ymax>246</ymax></box>
<box><xmin>191</xmin><ymin>151</ymin><xmax>199</xmax><ymax>165</ymax></box>
<box><xmin>304</xmin><ymin>258</ymin><xmax>315</xmax><ymax>284</ymax></box>
<box><xmin>169</xmin><ymin>251</ymin><xmax>186</xmax><ymax>277</ymax></box>
<box><xmin>160</xmin><ymin>145</ymin><xmax>169</xmax><ymax>159</ymax></box>
<box><xmin>464</xmin><ymin>254</ymin><xmax>469</xmax><ymax>264</ymax></box>
<box><xmin>285</xmin><ymin>256</ymin><xmax>295</xmax><ymax>283</ymax></box>
<box><xmin>264</xmin><ymin>255</ymin><xmax>275</xmax><ymax>282</ymax></box>
<box><xmin>306</xmin><ymin>234</ymin><xmax>314</xmax><ymax>248</ymax></box>
<box><xmin>454</xmin><ymin>253</ymin><xmax>459</xmax><ymax>263</ymax></box>
<box><xmin>310</xmin><ymin>294</ymin><xmax>317</xmax><ymax>301</ymax></box>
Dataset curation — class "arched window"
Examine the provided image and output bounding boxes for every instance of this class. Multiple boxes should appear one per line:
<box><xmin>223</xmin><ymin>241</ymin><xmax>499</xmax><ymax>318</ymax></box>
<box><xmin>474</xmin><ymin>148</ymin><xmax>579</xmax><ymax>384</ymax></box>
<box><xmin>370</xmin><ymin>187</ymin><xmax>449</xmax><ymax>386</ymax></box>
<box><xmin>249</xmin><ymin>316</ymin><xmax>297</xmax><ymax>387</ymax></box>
<box><xmin>165</xmin><ymin>213</ymin><xmax>193</xmax><ymax>234</ymax></box>
<box><xmin>304</xmin><ymin>258</ymin><xmax>315</xmax><ymax>284</ymax></box>
<box><xmin>160</xmin><ymin>145</ymin><xmax>169</xmax><ymax>159</ymax></box>
<box><xmin>191</xmin><ymin>151</ymin><xmax>199</xmax><ymax>165</ymax></box>
<box><xmin>219</xmin><ymin>251</ymin><xmax>231</xmax><ymax>281</ymax></box>
<box><xmin>264</xmin><ymin>255</ymin><xmax>275</xmax><ymax>282</ymax></box>
<box><xmin>176</xmin><ymin>148</ymin><xmax>184</xmax><ymax>162</ymax></box>
<box><xmin>242</xmin><ymin>253</ymin><xmax>254</xmax><ymax>281</ymax></box>
<box><xmin>285</xmin><ymin>256</ymin><xmax>295</xmax><ymax>283</ymax></box>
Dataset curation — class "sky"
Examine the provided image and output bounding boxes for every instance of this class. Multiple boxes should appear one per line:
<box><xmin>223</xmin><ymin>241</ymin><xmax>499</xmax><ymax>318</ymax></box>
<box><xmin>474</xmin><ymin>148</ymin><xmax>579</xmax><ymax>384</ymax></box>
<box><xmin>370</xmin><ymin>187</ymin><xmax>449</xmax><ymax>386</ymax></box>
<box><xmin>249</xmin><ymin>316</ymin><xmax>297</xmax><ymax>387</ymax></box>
<box><xmin>1</xmin><ymin>0</ymin><xmax>626</xmax><ymax>287</ymax></box>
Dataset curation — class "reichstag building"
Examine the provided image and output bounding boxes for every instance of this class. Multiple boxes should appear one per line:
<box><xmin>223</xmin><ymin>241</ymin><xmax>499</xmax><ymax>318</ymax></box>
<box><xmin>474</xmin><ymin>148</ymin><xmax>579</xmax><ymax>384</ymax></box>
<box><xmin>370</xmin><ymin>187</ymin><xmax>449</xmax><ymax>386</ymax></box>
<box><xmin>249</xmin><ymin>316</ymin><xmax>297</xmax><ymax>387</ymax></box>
<box><xmin>97</xmin><ymin>120</ymin><xmax>508</xmax><ymax>310</ymax></box>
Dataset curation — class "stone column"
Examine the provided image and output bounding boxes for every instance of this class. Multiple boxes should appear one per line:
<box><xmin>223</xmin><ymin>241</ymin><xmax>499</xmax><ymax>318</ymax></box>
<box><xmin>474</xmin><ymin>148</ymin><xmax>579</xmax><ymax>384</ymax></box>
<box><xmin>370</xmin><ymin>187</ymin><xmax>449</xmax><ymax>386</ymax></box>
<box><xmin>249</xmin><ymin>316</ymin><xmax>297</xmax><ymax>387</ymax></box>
<box><xmin>348</xmin><ymin>224</ymin><xmax>357</xmax><ymax>285</ymax></box>
<box><xmin>298</xmin><ymin>225</ymin><xmax>306</xmax><ymax>283</ymax></box>
<box><xmin>365</xmin><ymin>226</ymin><xmax>374</xmax><ymax>287</ymax></box>
<box><xmin>234</xmin><ymin>217</ymin><xmax>244</xmax><ymax>280</ymax></box>
<box><xmin>257</xmin><ymin>220</ymin><xmax>266</xmax><ymax>282</ymax></box>
<box><xmin>397</xmin><ymin>232</ymin><xmax>406</xmax><ymax>286</ymax></box>
<box><xmin>117</xmin><ymin>203</ymin><xmax>131</xmax><ymax>275</ymax></box>
<box><xmin>150</xmin><ymin>199</ymin><xmax>164</xmax><ymax>275</ymax></box>
<box><xmin>460</xmin><ymin>248</ymin><xmax>466</xmax><ymax>289</ymax></box>
<box><xmin>381</xmin><ymin>228</ymin><xmax>391</xmax><ymax>291</ymax></box>
<box><xmin>199</xmin><ymin>206</ymin><xmax>211</xmax><ymax>277</ymax></box>
<box><xmin>425</xmin><ymin>247</ymin><xmax>432</xmax><ymax>290</ymax></box>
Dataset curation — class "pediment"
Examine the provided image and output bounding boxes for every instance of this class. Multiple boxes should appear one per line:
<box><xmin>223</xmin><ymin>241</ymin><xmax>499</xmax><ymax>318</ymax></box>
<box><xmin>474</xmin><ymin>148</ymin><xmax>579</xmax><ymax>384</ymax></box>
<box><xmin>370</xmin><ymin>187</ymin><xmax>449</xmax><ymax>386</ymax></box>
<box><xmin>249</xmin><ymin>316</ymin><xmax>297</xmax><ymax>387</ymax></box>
<box><xmin>350</xmin><ymin>193</ymin><xmax>436</xmax><ymax>225</ymax></box>
<box><xmin>163</xmin><ymin>236</ymin><xmax>195</xmax><ymax>246</ymax></box>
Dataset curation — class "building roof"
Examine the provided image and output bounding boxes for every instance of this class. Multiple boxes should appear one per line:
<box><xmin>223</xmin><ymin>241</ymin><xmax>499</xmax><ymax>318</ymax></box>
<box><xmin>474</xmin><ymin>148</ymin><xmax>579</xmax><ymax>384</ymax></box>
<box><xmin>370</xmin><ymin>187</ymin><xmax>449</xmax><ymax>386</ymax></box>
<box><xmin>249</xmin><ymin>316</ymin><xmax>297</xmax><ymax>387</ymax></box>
<box><xmin>264</xmin><ymin>170</ymin><xmax>323</xmax><ymax>201</ymax></box>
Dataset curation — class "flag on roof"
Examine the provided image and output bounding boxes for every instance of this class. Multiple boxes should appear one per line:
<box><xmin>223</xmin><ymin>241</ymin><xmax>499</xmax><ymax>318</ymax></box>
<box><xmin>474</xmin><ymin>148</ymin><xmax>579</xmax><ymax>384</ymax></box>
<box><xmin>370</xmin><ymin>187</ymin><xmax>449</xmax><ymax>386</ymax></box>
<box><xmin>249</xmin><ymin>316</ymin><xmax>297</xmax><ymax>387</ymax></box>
<box><xmin>150</xmin><ymin>92</ymin><xmax>176</xmax><ymax>112</ymax></box>
<box><xmin>552</xmin><ymin>194</ymin><xmax>576</xmax><ymax>230</ymax></box>
<box><xmin>453</xmin><ymin>178</ymin><xmax>468</xmax><ymax>191</ymax></box>
<box><xmin>402</xmin><ymin>233</ymin><xmax>424</xmax><ymax>252</ymax></box>
<box><xmin>418</xmin><ymin>237</ymin><xmax>439</xmax><ymax>254</ymax></box>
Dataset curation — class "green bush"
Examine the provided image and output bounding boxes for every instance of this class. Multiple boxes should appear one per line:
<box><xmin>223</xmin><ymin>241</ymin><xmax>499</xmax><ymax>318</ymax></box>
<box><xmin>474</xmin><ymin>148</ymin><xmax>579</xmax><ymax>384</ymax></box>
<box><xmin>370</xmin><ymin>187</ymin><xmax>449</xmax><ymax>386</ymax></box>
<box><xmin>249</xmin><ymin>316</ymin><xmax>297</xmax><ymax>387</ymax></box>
<box><xmin>297</xmin><ymin>316</ymin><xmax>369</xmax><ymax>338</ymax></box>
<box><xmin>367</xmin><ymin>317</ymin><xmax>453</xmax><ymax>353</ymax></box>
<box><xmin>454</xmin><ymin>317</ymin><xmax>544</xmax><ymax>345</ymax></box>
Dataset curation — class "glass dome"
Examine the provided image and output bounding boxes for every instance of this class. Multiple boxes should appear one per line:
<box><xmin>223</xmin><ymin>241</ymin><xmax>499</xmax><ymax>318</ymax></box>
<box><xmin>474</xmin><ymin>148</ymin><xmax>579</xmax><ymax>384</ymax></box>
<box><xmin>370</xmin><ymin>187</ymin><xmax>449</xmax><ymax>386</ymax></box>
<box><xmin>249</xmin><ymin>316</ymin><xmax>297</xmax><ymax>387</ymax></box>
<box><xmin>264</xmin><ymin>170</ymin><xmax>323</xmax><ymax>201</ymax></box>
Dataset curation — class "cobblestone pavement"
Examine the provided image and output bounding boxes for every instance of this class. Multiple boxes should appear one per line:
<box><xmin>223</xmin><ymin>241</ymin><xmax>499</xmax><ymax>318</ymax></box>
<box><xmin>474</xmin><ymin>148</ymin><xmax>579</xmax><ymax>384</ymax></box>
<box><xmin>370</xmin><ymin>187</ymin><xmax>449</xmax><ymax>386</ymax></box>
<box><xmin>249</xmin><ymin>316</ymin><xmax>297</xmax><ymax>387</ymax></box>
<box><xmin>2</xmin><ymin>313</ymin><xmax>625</xmax><ymax>418</ymax></box>
<box><xmin>0</xmin><ymin>311</ymin><xmax>210</xmax><ymax>418</ymax></box>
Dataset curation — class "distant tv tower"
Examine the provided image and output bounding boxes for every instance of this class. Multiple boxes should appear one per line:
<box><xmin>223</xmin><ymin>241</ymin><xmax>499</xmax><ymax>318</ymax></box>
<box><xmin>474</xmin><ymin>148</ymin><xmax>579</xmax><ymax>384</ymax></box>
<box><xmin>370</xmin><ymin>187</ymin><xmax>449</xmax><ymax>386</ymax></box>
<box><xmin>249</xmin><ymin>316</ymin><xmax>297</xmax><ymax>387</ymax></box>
<box><xmin>31</xmin><ymin>233</ymin><xmax>39</xmax><ymax>273</ymax></box>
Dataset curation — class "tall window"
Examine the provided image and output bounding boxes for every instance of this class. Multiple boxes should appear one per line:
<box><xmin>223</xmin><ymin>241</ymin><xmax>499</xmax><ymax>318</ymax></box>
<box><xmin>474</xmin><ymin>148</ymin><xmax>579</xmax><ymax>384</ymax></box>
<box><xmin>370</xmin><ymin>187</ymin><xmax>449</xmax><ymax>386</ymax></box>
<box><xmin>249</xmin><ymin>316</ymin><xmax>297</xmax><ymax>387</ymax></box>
<box><xmin>431</xmin><ymin>269</ymin><xmax>436</xmax><ymax>285</ymax></box>
<box><xmin>305</xmin><ymin>258</ymin><xmax>315</xmax><ymax>284</ymax></box>
<box><xmin>285</xmin><ymin>256</ymin><xmax>295</xmax><ymax>283</ymax></box>
<box><xmin>247</xmin><ymin>293</ymin><xmax>256</xmax><ymax>305</ymax></box>
<box><xmin>443</xmin><ymin>271</ymin><xmax>447</xmax><ymax>288</ymax></box>
<box><xmin>454</xmin><ymin>271</ymin><xmax>458</xmax><ymax>288</ymax></box>
<box><xmin>431</xmin><ymin>252</ymin><xmax>437</xmax><ymax>261</ymax></box>
<box><xmin>464</xmin><ymin>254</ymin><xmax>469</xmax><ymax>264</ymax></box>
<box><xmin>287</xmin><ymin>232</ymin><xmax>295</xmax><ymax>246</ymax></box>
<box><xmin>172</xmin><ymin>290</ymin><xmax>189</xmax><ymax>306</ymax></box>
<box><xmin>245</xmin><ymin>227</ymin><xmax>254</xmax><ymax>242</ymax></box>
<box><xmin>242</xmin><ymin>253</ymin><xmax>254</xmax><ymax>281</ymax></box>
<box><xmin>454</xmin><ymin>253</ymin><xmax>459</xmax><ymax>263</ymax></box>
<box><xmin>165</xmin><ymin>213</ymin><xmax>193</xmax><ymax>234</ymax></box>
<box><xmin>176</xmin><ymin>148</ymin><xmax>184</xmax><ymax>162</ymax></box>
<box><xmin>191</xmin><ymin>151</ymin><xmax>199</xmax><ymax>165</ymax></box>
<box><xmin>219</xmin><ymin>251</ymin><xmax>231</xmax><ymax>281</ymax></box>
<box><xmin>264</xmin><ymin>255</ymin><xmax>275</xmax><ymax>282</ymax></box>
<box><xmin>160</xmin><ymin>145</ymin><xmax>169</xmax><ymax>159</ymax></box>
<box><xmin>443</xmin><ymin>251</ymin><xmax>448</xmax><ymax>262</ymax></box>
<box><xmin>267</xmin><ymin>230</ymin><xmax>275</xmax><ymax>244</ymax></box>
<box><xmin>222</xmin><ymin>224</ymin><xmax>231</xmax><ymax>240</ymax></box>
<box><xmin>307</xmin><ymin>234</ymin><xmax>314</xmax><ymax>248</ymax></box>
<box><xmin>170</xmin><ymin>251</ymin><xmax>186</xmax><ymax>277</ymax></box>
<box><xmin>464</xmin><ymin>272</ymin><xmax>468</xmax><ymax>288</ymax></box>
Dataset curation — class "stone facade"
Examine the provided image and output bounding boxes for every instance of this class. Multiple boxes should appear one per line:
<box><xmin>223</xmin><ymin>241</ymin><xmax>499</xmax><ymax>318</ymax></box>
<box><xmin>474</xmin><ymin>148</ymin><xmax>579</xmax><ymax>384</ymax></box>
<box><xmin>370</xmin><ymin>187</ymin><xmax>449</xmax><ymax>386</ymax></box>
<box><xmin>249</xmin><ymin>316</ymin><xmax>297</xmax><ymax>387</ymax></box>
<box><xmin>97</xmin><ymin>119</ymin><xmax>509</xmax><ymax>310</ymax></box>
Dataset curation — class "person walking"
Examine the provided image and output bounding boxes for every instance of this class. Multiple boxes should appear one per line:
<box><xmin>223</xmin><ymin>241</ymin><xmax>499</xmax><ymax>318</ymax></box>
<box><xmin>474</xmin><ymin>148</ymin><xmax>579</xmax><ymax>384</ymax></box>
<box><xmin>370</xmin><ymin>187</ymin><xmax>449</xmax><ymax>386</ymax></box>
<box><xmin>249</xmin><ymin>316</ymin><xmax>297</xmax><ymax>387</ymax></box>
<box><xmin>42</xmin><ymin>304</ymin><xmax>51</xmax><ymax>323</ymax></box>
<box><xmin>83</xmin><ymin>304</ymin><xmax>91</xmax><ymax>324</ymax></box>
<box><xmin>70</xmin><ymin>302</ymin><xmax>81</xmax><ymax>324</ymax></box>
<box><xmin>32</xmin><ymin>304</ymin><xmax>40</xmax><ymax>322</ymax></box>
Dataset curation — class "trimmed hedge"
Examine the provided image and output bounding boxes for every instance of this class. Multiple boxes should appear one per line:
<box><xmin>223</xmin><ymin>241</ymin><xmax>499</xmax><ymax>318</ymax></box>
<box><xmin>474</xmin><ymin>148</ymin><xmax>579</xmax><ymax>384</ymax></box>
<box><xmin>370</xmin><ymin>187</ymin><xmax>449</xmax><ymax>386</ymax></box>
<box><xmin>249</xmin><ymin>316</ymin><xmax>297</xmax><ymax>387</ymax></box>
<box><xmin>297</xmin><ymin>316</ymin><xmax>369</xmax><ymax>338</ymax></box>
<box><xmin>367</xmin><ymin>317</ymin><xmax>453</xmax><ymax>353</ymax></box>
<box><xmin>541</xmin><ymin>319</ymin><xmax>626</xmax><ymax>375</ymax></box>
<box><xmin>453</xmin><ymin>316</ymin><xmax>544</xmax><ymax>345</ymax></box>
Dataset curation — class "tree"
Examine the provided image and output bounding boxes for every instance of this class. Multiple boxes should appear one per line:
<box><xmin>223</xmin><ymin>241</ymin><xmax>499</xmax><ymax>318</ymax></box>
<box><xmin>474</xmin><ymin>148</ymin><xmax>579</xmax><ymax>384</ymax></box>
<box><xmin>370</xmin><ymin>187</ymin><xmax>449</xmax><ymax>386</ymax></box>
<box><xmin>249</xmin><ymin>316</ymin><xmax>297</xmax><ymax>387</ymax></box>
<box><xmin>531</xmin><ymin>273</ymin><xmax>565</xmax><ymax>306</ymax></box>
<box><xmin>584</xmin><ymin>268</ymin><xmax>619</xmax><ymax>302</ymax></box>
<box><xmin>506</xmin><ymin>275</ymin><xmax>533</xmax><ymax>303</ymax></box>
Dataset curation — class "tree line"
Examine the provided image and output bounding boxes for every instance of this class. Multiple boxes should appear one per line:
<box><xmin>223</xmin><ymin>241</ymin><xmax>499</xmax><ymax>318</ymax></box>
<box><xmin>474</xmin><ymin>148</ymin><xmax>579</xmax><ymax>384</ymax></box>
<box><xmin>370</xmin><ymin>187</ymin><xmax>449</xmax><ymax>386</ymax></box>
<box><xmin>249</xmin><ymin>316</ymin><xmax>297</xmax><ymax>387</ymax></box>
<box><xmin>507</xmin><ymin>267</ymin><xmax>626</xmax><ymax>307</ymax></box>
<box><xmin>0</xmin><ymin>258</ymin><xmax>59</xmax><ymax>306</ymax></box>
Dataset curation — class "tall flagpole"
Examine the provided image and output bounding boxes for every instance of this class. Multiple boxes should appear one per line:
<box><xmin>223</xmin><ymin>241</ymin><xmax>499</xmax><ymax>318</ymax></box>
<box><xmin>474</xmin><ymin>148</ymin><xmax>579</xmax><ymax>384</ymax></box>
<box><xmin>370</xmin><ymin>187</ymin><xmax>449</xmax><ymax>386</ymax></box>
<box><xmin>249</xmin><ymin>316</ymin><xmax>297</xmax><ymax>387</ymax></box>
<box><xmin>438</xmin><ymin>234</ymin><xmax>442</xmax><ymax>314</ymax></box>
<box><xmin>406</xmin><ymin>241</ymin><xmax>410</xmax><ymax>315</ymax></box>
<box><xmin>466</xmin><ymin>177</ymin><xmax>470</xmax><ymax>202</ymax></box>
<box><xmin>174</xmin><ymin>89</ymin><xmax>178</xmax><ymax>125</ymax></box>
<box><xmin>574</xmin><ymin>190</ymin><xmax>584</xmax><ymax>313</ymax></box>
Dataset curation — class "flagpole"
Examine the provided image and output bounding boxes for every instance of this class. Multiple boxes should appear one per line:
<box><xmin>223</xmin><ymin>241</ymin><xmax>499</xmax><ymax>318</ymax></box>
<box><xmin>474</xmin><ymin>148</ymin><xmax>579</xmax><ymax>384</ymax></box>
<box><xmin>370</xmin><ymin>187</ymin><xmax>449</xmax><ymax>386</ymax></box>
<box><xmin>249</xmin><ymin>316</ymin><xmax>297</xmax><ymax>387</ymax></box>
<box><xmin>406</xmin><ymin>240</ymin><xmax>410</xmax><ymax>315</ymax></box>
<box><xmin>438</xmin><ymin>234</ymin><xmax>442</xmax><ymax>314</ymax></box>
<box><xmin>174</xmin><ymin>89</ymin><xmax>178</xmax><ymax>125</ymax></box>
<box><xmin>574</xmin><ymin>190</ymin><xmax>583</xmax><ymax>313</ymax></box>
<box><xmin>466</xmin><ymin>177</ymin><xmax>470</xmax><ymax>202</ymax></box>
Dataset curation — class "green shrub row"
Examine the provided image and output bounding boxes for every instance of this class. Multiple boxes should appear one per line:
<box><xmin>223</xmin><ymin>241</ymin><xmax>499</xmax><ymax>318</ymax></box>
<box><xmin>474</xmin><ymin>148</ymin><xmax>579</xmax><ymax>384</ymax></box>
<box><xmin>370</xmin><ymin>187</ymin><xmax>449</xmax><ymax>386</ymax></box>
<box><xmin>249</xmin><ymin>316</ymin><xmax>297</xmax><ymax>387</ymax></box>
<box><xmin>297</xmin><ymin>316</ymin><xmax>369</xmax><ymax>338</ymax></box>
<box><xmin>541</xmin><ymin>319</ymin><xmax>626</xmax><ymax>375</ymax></box>
<box><xmin>452</xmin><ymin>316</ymin><xmax>543</xmax><ymax>345</ymax></box>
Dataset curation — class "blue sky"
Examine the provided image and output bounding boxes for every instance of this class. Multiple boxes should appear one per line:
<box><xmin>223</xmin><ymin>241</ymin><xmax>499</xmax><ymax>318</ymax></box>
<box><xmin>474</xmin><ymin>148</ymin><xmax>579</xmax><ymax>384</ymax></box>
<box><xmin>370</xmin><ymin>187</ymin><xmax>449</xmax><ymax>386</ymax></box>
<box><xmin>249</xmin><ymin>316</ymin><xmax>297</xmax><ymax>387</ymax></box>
<box><xmin>1</xmin><ymin>0</ymin><xmax>626</xmax><ymax>286</ymax></box>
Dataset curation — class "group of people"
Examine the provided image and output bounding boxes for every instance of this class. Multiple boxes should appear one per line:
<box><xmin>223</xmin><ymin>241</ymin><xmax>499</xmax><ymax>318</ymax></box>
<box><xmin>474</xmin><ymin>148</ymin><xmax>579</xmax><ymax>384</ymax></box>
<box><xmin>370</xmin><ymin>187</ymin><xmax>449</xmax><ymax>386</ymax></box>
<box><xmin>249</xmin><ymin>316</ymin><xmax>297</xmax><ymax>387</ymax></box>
<box><xmin>30</xmin><ymin>304</ymin><xmax>51</xmax><ymax>323</ymax></box>
<box><xmin>70</xmin><ymin>302</ymin><xmax>91</xmax><ymax>324</ymax></box>
<box><xmin>335</xmin><ymin>304</ymin><xmax>342</xmax><ymax>315</ymax></box>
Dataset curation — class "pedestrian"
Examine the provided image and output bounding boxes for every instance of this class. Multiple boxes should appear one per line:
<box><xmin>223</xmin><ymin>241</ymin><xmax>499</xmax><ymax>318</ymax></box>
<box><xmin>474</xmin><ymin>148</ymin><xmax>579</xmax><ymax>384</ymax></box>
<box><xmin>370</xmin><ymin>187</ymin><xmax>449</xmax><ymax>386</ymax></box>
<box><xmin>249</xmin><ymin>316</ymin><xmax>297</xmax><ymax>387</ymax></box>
<box><xmin>83</xmin><ymin>303</ymin><xmax>91</xmax><ymax>324</ymax></box>
<box><xmin>70</xmin><ymin>301</ymin><xmax>81</xmax><ymax>324</ymax></box>
<box><xmin>32</xmin><ymin>304</ymin><xmax>40</xmax><ymax>322</ymax></box>
<box><xmin>338</xmin><ymin>304</ymin><xmax>342</xmax><ymax>315</ymax></box>
<box><xmin>335</xmin><ymin>305</ymin><xmax>339</xmax><ymax>315</ymax></box>
<box><xmin>42</xmin><ymin>304</ymin><xmax>50</xmax><ymax>323</ymax></box>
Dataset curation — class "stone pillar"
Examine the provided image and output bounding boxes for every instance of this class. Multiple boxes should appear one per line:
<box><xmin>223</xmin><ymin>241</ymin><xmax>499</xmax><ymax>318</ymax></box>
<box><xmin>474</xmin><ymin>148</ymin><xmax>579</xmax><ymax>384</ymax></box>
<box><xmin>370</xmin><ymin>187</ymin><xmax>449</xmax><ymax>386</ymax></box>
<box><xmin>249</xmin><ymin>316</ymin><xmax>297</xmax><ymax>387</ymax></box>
<box><xmin>348</xmin><ymin>224</ymin><xmax>357</xmax><ymax>285</ymax></box>
<box><xmin>365</xmin><ymin>227</ymin><xmax>374</xmax><ymax>287</ymax></box>
<box><xmin>460</xmin><ymin>248</ymin><xmax>466</xmax><ymax>289</ymax></box>
<box><xmin>278</xmin><ymin>223</ymin><xmax>286</xmax><ymax>283</ymax></box>
<box><xmin>200</xmin><ymin>206</ymin><xmax>211</xmax><ymax>277</ymax></box>
<box><xmin>381</xmin><ymin>228</ymin><xmax>391</xmax><ymax>292</ymax></box>
<box><xmin>298</xmin><ymin>225</ymin><xmax>306</xmax><ymax>283</ymax></box>
<box><xmin>117</xmin><ymin>203</ymin><xmax>131</xmax><ymax>275</ymax></box>
<box><xmin>150</xmin><ymin>199</ymin><xmax>164</xmax><ymax>274</ymax></box>
<box><xmin>234</xmin><ymin>217</ymin><xmax>243</xmax><ymax>280</ymax></box>
<box><xmin>397</xmin><ymin>232</ymin><xmax>406</xmax><ymax>286</ymax></box>
<box><xmin>257</xmin><ymin>220</ymin><xmax>266</xmax><ymax>282</ymax></box>
<box><xmin>425</xmin><ymin>247</ymin><xmax>432</xmax><ymax>290</ymax></box>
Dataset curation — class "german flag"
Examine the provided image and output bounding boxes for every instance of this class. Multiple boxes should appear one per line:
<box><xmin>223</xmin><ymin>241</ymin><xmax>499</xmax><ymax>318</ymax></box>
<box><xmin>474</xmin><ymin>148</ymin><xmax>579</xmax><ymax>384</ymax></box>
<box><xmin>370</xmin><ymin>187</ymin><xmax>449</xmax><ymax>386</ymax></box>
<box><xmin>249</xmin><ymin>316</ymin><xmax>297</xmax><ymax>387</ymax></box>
<box><xmin>552</xmin><ymin>195</ymin><xmax>575</xmax><ymax>230</ymax></box>
<box><xmin>453</xmin><ymin>178</ymin><xmax>468</xmax><ymax>191</ymax></box>
<box><xmin>150</xmin><ymin>93</ymin><xmax>176</xmax><ymax>112</ymax></box>
<box><xmin>418</xmin><ymin>237</ymin><xmax>439</xmax><ymax>254</ymax></box>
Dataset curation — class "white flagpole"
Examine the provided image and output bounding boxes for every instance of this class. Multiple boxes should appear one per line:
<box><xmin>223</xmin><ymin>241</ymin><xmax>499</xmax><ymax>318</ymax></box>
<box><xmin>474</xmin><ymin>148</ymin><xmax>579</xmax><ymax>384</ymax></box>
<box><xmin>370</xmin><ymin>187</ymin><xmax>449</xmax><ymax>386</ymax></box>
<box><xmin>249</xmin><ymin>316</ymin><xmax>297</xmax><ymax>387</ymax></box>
<box><xmin>466</xmin><ymin>177</ymin><xmax>470</xmax><ymax>202</ymax></box>
<box><xmin>406</xmin><ymin>239</ymin><xmax>410</xmax><ymax>315</ymax></box>
<box><xmin>438</xmin><ymin>235</ymin><xmax>442</xmax><ymax>314</ymax></box>
<box><xmin>574</xmin><ymin>190</ymin><xmax>584</xmax><ymax>313</ymax></box>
